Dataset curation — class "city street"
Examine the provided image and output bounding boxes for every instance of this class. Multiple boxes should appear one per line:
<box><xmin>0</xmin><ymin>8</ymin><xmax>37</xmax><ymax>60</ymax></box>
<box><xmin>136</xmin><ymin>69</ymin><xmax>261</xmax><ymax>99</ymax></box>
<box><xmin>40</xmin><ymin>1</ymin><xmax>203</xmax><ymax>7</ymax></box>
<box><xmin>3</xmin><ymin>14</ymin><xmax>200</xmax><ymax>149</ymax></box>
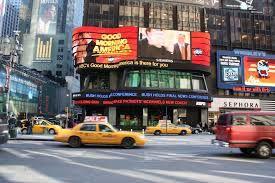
<box><xmin>1</xmin><ymin>135</ymin><xmax>275</xmax><ymax>183</ymax></box>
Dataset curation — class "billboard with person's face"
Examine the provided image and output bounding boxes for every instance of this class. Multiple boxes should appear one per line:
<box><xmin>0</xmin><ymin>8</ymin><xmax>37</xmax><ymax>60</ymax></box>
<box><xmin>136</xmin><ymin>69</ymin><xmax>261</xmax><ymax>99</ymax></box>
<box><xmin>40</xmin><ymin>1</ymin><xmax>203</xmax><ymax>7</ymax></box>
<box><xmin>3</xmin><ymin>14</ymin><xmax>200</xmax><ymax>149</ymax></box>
<box><xmin>138</xmin><ymin>28</ymin><xmax>191</xmax><ymax>61</ymax></box>
<box><xmin>37</xmin><ymin>0</ymin><xmax>58</xmax><ymax>34</ymax></box>
<box><xmin>72</xmin><ymin>26</ymin><xmax>138</xmax><ymax>65</ymax></box>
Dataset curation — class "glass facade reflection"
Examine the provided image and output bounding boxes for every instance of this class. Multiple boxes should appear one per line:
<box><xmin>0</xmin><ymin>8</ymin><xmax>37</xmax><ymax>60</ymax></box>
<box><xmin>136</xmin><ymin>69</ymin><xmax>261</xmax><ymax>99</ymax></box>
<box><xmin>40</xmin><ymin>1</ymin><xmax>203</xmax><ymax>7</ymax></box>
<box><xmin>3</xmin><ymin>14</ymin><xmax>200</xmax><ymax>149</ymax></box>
<box><xmin>0</xmin><ymin>70</ymin><xmax>39</xmax><ymax>114</ymax></box>
<box><xmin>124</xmin><ymin>69</ymin><xmax>206</xmax><ymax>91</ymax></box>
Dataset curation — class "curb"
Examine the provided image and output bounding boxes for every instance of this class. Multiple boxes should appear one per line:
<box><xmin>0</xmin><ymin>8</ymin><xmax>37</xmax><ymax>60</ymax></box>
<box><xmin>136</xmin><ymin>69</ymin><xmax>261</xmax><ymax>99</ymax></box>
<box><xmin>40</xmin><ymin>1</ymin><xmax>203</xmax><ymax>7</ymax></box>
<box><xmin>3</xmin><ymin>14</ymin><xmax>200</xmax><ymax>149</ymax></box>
<box><xmin>9</xmin><ymin>138</ymin><xmax>54</xmax><ymax>141</ymax></box>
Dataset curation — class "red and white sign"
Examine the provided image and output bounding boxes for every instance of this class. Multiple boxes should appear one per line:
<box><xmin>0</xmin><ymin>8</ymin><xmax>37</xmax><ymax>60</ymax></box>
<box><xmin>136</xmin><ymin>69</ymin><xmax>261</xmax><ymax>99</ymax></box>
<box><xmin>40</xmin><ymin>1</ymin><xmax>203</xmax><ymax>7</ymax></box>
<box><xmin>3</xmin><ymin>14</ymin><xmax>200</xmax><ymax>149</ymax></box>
<box><xmin>84</xmin><ymin>116</ymin><xmax>108</xmax><ymax>123</ymax></box>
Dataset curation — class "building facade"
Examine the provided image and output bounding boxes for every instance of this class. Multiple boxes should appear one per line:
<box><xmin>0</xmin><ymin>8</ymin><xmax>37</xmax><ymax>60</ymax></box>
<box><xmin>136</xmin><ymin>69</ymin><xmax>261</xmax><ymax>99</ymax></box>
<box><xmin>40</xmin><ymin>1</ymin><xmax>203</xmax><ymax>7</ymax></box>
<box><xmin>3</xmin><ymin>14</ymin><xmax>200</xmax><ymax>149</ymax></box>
<box><xmin>0</xmin><ymin>0</ymin><xmax>20</xmax><ymax>37</ymax></box>
<box><xmin>73</xmin><ymin>0</ymin><xmax>218</xmax><ymax>129</ymax></box>
<box><xmin>20</xmin><ymin>0</ymin><xmax>76</xmax><ymax>78</ymax></box>
<box><xmin>204</xmin><ymin>0</ymin><xmax>275</xmax><ymax>123</ymax></box>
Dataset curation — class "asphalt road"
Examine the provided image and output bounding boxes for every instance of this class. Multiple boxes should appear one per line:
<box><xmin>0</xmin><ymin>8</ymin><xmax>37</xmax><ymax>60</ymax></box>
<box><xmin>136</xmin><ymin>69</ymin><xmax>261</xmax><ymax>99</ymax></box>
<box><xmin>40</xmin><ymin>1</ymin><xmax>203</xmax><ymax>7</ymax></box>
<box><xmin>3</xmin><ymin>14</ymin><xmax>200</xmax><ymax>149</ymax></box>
<box><xmin>1</xmin><ymin>135</ymin><xmax>275</xmax><ymax>183</ymax></box>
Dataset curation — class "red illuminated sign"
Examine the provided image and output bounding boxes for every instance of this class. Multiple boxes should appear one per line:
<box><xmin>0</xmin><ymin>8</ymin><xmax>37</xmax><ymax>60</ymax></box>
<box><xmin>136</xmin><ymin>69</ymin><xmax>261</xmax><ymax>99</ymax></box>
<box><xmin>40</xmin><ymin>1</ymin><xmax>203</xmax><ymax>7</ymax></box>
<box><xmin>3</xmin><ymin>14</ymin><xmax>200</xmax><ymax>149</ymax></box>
<box><xmin>191</xmin><ymin>32</ymin><xmax>211</xmax><ymax>66</ymax></box>
<box><xmin>233</xmin><ymin>86</ymin><xmax>271</xmax><ymax>93</ymax></box>
<box><xmin>72</xmin><ymin>26</ymin><xmax>138</xmax><ymax>65</ymax></box>
<box><xmin>74</xmin><ymin>99</ymin><xmax>188</xmax><ymax>106</ymax></box>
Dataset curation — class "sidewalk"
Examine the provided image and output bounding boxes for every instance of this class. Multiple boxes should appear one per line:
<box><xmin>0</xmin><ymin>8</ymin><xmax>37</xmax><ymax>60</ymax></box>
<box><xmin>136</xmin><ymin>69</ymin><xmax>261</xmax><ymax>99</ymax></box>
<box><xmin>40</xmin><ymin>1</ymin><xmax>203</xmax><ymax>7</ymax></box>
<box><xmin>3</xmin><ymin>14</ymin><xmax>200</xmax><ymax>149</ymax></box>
<box><xmin>10</xmin><ymin>134</ymin><xmax>54</xmax><ymax>141</ymax></box>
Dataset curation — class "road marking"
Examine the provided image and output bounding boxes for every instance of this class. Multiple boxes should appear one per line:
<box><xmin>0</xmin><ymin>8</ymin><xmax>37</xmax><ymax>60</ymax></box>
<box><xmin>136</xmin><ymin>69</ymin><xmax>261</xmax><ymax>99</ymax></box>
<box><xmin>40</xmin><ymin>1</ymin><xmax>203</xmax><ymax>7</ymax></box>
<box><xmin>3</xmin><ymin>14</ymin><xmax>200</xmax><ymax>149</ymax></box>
<box><xmin>23</xmin><ymin>150</ymin><xmax>182</xmax><ymax>183</ymax></box>
<box><xmin>141</xmin><ymin>169</ymin><xmax>254</xmax><ymax>183</ymax></box>
<box><xmin>99</xmin><ymin>150</ymin><xmax>148</xmax><ymax>159</ymax></box>
<box><xmin>47</xmin><ymin>149</ymin><xmax>125</xmax><ymax>160</ymax></box>
<box><xmin>2</xmin><ymin>148</ymin><xmax>31</xmax><ymax>159</ymax></box>
<box><xmin>0</xmin><ymin>165</ymin><xmax>65</xmax><ymax>183</ymax></box>
<box><xmin>202</xmin><ymin>156</ymin><xmax>263</xmax><ymax>164</ymax></box>
<box><xmin>212</xmin><ymin>170</ymin><xmax>275</xmax><ymax>179</ymax></box>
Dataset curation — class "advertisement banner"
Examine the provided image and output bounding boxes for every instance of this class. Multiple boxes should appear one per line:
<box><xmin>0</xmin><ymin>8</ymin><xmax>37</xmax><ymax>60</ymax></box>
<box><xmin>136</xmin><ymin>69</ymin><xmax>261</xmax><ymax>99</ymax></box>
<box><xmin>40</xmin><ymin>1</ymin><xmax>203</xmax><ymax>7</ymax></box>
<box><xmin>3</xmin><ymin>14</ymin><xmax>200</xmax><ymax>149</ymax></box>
<box><xmin>217</xmin><ymin>50</ymin><xmax>275</xmax><ymax>92</ymax></box>
<box><xmin>139</xmin><ymin>28</ymin><xmax>191</xmax><ymax>61</ymax></box>
<box><xmin>72</xmin><ymin>26</ymin><xmax>138</xmax><ymax>65</ymax></box>
<box><xmin>244</xmin><ymin>57</ymin><xmax>275</xmax><ymax>87</ymax></box>
<box><xmin>217</xmin><ymin>51</ymin><xmax>243</xmax><ymax>89</ymax></box>
<box><xmin>37</xmin><ymin>0</ymin><xmax>58</xmax><ymax>34</ymax></box>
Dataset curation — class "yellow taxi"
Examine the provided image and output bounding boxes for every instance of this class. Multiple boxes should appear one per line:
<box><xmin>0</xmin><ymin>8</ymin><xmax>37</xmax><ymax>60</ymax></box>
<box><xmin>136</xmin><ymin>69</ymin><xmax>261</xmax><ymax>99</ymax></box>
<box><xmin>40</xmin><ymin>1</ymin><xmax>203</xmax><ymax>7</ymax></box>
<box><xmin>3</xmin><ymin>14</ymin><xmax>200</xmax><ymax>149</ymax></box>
<box><xmin>54</xmin><ymin>116</ymin><xmax>147</xmax><ymax>148</ymax></box>
<box><xmin>145</xmin><ymin>120</ymin><xmax>192</xmax><ymax>136</ymax></box>
<box><xmin>21</xmin><ymin>119</ymin><xmax>62</xmax><ymax>135</ymax></box>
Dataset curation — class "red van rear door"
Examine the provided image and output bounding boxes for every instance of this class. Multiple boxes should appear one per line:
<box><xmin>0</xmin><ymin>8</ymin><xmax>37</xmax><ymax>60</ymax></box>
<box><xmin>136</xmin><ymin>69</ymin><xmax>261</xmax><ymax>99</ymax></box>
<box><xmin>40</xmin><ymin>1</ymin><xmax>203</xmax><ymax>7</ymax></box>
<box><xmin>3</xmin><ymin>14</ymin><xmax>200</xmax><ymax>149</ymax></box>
<box><xmin>216</xmin><ymin>114</ymin><xmax>231</xmax><ymax>142</ymax></box>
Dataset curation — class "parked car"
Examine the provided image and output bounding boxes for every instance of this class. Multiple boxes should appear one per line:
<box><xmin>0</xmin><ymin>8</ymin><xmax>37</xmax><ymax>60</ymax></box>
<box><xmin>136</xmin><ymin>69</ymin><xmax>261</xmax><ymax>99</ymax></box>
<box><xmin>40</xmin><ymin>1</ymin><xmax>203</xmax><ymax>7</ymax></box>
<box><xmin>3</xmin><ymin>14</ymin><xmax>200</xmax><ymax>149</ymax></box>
<box><xmin>178</xmin><ymin>124</ymin><xmax>203</xmax><ymax>134</ymax></box>
<box><xmin>146</xmin><ymin>120</ymin><xmax>192</xmax><ymax>136</ymax></box>
<box><xmin>212</xmin><ymin>111</ymin><xmax>275</xmax><ymax>159</ymax></box>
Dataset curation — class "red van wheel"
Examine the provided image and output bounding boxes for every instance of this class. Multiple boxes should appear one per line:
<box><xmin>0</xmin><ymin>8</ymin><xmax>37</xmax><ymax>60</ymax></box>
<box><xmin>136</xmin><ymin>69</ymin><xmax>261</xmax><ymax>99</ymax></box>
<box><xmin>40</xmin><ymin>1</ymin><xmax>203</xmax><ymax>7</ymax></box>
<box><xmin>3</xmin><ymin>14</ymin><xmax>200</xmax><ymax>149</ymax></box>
<box><xmin>256</xmin><ymin>142</ymin><xmax>272</xmax><ymax>159</ymax></box>
<box><xmin>240</xmin><ymin>148</ymin><xmax>254</xmax><ymax>155</ymax></box>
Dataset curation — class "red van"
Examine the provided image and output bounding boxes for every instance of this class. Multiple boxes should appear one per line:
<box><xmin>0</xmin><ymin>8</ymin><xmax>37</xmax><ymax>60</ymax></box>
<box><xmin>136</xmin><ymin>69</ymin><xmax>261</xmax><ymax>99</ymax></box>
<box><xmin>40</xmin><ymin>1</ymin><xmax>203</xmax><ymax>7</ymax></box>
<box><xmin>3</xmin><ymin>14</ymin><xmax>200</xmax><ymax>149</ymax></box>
<box><xmin>212</xmin><ymin>111</ymin><xmax>275</xmax><ymax>159</ymax></box>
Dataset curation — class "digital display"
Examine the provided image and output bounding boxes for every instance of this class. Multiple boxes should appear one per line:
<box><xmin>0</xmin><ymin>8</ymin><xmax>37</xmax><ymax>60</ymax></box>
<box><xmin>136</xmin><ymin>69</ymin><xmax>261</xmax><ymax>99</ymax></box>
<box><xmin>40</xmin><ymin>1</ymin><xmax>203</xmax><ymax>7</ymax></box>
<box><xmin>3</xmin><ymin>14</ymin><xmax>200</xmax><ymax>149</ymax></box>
<box><xmin>72</xmin><ymin>91</ymin><xmax>211</xmax><ymax>102</ymax></box>
<box><xmin>72</xmin><ymin>26</ymin><xmax>138</xmax><ymax>65</ymax></box>
<box><xmin>139</xmin><ymin>28</ymin><xmax>191</xmax><ymax>61</ymax></box>
<box><xmin>244</xmin><ymin>57</ymin><xmax>275</xmax><ymax>87</ymax></box>
<box><xmin>37</xmin><ymin>0</ymin><xmax>58</xmax><ymax>34</ymax></box>
<box><xmin>222</xmin><ymin>67</ymin><xmax>239</xmax><ymax>82</ymax></box>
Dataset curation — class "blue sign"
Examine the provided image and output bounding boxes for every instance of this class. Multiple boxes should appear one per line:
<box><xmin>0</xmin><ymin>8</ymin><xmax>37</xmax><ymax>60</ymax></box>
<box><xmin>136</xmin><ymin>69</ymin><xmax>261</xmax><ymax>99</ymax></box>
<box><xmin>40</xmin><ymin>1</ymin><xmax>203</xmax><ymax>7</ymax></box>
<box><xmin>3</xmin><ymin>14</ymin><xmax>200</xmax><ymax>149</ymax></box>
<box><xmin>74</xmin><ymin>91</ymin><xmax>212</xmax><ymax>102</ymax></box>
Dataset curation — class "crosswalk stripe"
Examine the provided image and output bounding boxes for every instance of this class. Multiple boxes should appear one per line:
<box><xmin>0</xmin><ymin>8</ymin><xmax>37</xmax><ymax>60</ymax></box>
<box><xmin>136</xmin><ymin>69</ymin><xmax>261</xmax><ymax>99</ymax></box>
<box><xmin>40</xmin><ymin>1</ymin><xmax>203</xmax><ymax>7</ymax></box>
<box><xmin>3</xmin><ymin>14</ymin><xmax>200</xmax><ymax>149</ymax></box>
<box><xmin>141</xmin><ymin>169</ymin><xmax>254</xmax><ymax>183</ymax></box>
<box><xmin>212</xmin><ymin>170</ymin><xmax>275</xmax><ymax>179</ymax></box>
<box><xmin>46</xmin><ymin>149</ymin><xmax>125</xmax><ymax>160</ymax></box>
<box><xmin>2</xmin><ymin>148</ymin><xmax>31</xmax><ymax>159</ymax></box>
<box><xmin>0</xmin><ymin>166</ymin><xmax>65</xmax><ymax>183</ymax></box>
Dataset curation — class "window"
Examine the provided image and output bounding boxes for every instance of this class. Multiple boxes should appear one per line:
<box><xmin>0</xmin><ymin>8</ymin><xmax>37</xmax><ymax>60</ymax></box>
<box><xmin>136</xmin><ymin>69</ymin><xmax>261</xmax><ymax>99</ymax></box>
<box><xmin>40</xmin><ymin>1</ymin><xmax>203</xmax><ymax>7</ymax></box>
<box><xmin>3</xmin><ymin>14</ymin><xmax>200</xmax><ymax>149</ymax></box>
<box><xmin>58</xmin><ymin>48</ymin><xmax>64</xmax><ymax>52</ymax></box>
<box><xmin>56</xmin><ymin>71</ymin><xmax>62</xmax><ymax>76</ymax></box>
<box><xmin>58</xmin><ymin>40</ymin><xmax>64</xmax><ymax>45</ymax></box>
<box><xmin>125</xmin><ymin>69</ymin><xmax>205</xmax><ymax>90</ymax></box>
<box><xmin>80</xmin><ymin>124</ymin><xmax>96</xmax><ymax>131</ymax></box>
<box><xmin>250</xmin><ymin>115</ymin><xmax>275</xmax><ymax>126</ymax></box>
<box><xmin>231</xmin><ymin>115</ymin><xmax>247</xmax><ymax>126</ymax></box>
<box><xmin>56</xmin><ymin>64</ymin><xmax>63</xmax><ymax>68</ymax></box>
<box><xmin>217</xmin><ymin>115</ymin><xmax>227</xmax><ymax>126</ymax></box>
<box><xmin>99</xmin><ymin>124</ymin><xmax>113</xmax><ymax>132</ymax></box>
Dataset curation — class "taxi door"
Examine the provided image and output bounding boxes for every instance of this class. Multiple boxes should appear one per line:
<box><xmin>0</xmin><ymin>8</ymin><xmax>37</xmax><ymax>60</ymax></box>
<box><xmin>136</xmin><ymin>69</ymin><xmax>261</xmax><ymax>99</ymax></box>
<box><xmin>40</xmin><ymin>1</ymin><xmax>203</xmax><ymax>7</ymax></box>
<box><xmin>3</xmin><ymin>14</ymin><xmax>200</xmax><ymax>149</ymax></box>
<box><xmin>97</xmin><ymin>124</ymin><xmax>118</xmax><ymax>144</ymax></box>
<box><xmin>32</xmin><ymin>121</ymin><xmax>46</xmax><ymax>134</ymax></box>
<box><xmin>78</xmin><ymin>124</ymin><xmax>98</xmax><ymax>144</ymax></box>
<box><xmin>167</xmin><ymin>124</ymin><xmax>178</xmax><ymax>134</ymax></box>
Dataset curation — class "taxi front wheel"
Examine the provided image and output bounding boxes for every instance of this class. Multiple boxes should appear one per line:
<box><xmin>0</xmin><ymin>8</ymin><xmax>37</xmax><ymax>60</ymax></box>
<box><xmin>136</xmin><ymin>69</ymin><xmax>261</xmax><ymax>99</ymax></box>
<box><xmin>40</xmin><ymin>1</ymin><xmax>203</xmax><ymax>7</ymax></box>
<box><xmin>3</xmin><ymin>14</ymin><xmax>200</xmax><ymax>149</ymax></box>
<box><xmin>121</xmin><ymin>137</ymin><xmax>135</xmax><ymax>149</ymax></box>
<box><xmin>68</xmin><ymin>136</ymin><xmax>81</xmax><ymax>148</ymax></box>
<box><xmin>48</xmin><ymin>129</ymin><xmax>55</xmax><ymax>135</ymax></box>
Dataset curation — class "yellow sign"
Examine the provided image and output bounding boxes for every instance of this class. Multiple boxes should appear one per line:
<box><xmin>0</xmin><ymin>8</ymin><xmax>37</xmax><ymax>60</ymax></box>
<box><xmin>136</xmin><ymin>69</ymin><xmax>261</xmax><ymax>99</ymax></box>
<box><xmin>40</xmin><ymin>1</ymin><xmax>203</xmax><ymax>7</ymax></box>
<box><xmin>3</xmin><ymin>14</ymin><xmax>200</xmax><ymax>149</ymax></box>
<box><xmin>35</xmin><ymin>37</ymin><xmax>53</xmax><ymax>60</ymax></box>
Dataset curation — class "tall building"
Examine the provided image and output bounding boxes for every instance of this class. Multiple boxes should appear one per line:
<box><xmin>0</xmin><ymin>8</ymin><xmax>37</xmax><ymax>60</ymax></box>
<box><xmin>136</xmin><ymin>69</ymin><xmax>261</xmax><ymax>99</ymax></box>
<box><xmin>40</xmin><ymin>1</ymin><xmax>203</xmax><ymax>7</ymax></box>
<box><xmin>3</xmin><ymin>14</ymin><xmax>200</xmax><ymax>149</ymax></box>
<box><xmin>73</xmin><ymin>0</ymin><xmax>275</xmax><ymax>128</ymax></box>
<box><xmin>0</xmin><ymin>0</ymin><xmax>20</xmax><ymax>37</ymax></box>
<box><xmin>21</xmin><ymin>0</ymin><xmax>77</xmax><ymax>78</ymax></box>
<box><xmin>205</xmin><ymin>0</ymin><xmax>275</xmax><ymax>122</ymax></box>
<box><xmin>72</xmin><ymin>0</ymin><xmax>219</xmax><ymax>129</ymax></box>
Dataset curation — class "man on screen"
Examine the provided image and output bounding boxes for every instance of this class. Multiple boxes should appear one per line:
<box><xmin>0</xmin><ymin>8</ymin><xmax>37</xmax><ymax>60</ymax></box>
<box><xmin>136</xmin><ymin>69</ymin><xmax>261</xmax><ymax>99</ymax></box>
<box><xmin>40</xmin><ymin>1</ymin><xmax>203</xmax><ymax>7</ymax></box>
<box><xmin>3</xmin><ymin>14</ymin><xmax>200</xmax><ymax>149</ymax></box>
<box><xmin>37</xmin><ymin>3</ymin><xmax>56</xmax><ymax>34</ymax></box>
<box><xmin>173</xmin><ymin>33</ymin><xmax>191</xmax><ymax>60</ymax></box>
<box><xmin>139</xmin><ymin>28</ymin><xmax>171</xmax><ymax>59</ymax></box>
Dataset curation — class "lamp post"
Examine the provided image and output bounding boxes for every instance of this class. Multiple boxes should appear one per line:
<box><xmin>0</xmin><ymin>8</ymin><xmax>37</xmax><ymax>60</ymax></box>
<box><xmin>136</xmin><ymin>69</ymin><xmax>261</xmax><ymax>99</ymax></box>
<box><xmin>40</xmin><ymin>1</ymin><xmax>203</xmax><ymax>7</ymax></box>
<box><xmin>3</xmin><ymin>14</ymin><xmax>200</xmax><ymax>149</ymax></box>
<box><xmin>0</xmin><ymin>31</ymin><xmax>24</xmax><ymax>121</ymax></box>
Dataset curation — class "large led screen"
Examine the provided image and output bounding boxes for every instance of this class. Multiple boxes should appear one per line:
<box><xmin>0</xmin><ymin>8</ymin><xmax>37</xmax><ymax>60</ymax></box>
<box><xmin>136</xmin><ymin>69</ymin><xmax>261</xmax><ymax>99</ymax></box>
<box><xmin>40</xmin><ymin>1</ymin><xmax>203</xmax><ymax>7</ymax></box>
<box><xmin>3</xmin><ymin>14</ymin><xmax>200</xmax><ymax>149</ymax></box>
<box><xmin>37</xmin><ymin>0</ymin><xmax>58</xmax><ymax>34</ymax></box>
<box><xmin>72</xmin><ymin>26</ymin><xmax>138</xmax><ymax>65</ymax></box>
<box><xmin>244</xmin><ymin>57</ymin><xmax>275</xmax><ymax>87</ymax></box>
<box><xmin>138</xmin><ymin>28</ymin><xmax>191</xmax><ymax>61</ymax></box>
